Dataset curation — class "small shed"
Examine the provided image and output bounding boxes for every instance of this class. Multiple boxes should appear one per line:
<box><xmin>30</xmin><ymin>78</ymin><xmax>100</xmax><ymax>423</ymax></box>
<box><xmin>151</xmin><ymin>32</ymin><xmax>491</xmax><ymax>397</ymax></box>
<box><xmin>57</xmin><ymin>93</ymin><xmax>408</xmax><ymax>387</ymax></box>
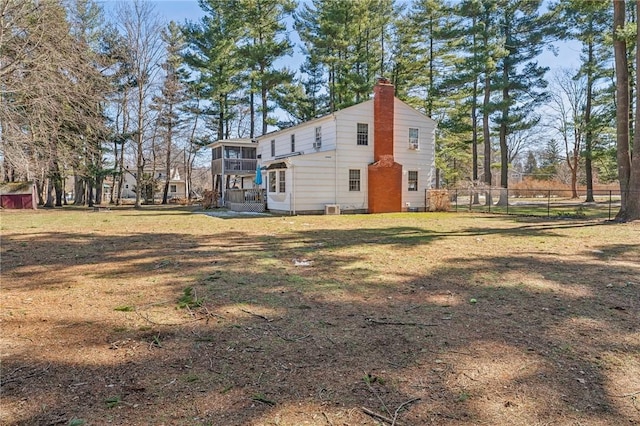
<box><xmin>0</xmin><ymin>181</ymin><xmax>38</xmax><ymax>209</ymax></box>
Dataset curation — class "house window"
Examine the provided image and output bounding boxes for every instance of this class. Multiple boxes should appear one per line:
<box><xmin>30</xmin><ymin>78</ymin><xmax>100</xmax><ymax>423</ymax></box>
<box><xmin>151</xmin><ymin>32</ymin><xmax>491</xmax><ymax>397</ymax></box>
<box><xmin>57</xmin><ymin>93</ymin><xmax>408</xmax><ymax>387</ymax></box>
<box><xmin>408</xmin><ymin>171</ymin><xmax>418</xmax><ymax>191</ymax></box>
<box><xmin>349</xmin><ymin>169</ymin><xmax>360</xmax><ymax>191</ymax></box>
<box><xmin>170</xmin><ymin>184</ymin><xmax>177</xmax><ymax>193</ymax></box>
<box><xmin>278</xmin><ymin>170</ymin><xmax>286</xmax><ymax>193</ymax></box>
<box><xmin>409</xmin><ymin>128</ymin><xmax>419</xmax><ymax>148</ymax></box>
<box><xmin>357</xmin><ymin>123</ymin><xmax>368</xmax><ymax>145</ymax></box>
<box><xmin>269</xmin><ymin>171</ymin><xmax>276</xmax><ymax>193</ymax></box>
<box><xmin>314</xmin><ymin>126</ymin><xmax>322</xmax><ymax>149</ymax></box>
<box><xmin>125</xmin><ymin>184</ymin><xmax>129</xmax><ymax>189</ymax></box>
<box><xmin>225</xmin><ymin>146</ymin><xmax>241</xmax><ymax>158</ymax></box>
<box><xmin>212</xmin><ymin>147</ymin><xmax>222</xmax><ymax>160</ymax></box>
<box><xmin>291</xmin><ymin>134</ymin><xmax>295</xmax><ymax>152</ymax></box>
<box><xmin>270</xmin><ymin>139</ymin><xmax>275</xmax><ymax>157</ymax></box>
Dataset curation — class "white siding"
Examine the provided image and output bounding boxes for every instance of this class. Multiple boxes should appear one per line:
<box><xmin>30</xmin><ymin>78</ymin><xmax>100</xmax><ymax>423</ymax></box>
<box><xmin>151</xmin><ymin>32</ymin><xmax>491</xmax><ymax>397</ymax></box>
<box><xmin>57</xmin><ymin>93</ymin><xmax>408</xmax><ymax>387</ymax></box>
<box><xmin>257</xmin><ymin>115</ymin><xmax>337</xmax><ymax>161</ymax></box>
<box><xmin>333</xmin><ymin>101</ymin><xmax>374</xmax><ymax>211</ymax></box>
<box><xmin>265</xmin><ymin>151</ymin><xmax>337</xmax><ymax>213</ymax></box>
<box><xmin>393</xmin><ymin>99</ymin><xmax>437</xmax><ymax>210</ymax></box>
<box><xmin>260</xmin><ymin>97</ymin><xmax>436</xmax><ymax>214</ymax></box>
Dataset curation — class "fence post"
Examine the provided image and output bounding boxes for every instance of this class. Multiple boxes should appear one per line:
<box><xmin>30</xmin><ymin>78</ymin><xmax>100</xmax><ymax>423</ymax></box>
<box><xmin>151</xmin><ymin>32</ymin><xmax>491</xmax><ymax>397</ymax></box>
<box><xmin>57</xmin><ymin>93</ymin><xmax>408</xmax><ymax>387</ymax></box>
<box><xmin>608</xmin><ymin>190</ymin><xmax>612</xmax><ymax>220</ymax></box>
<box><xmin>455</xmin><ymin>189</ymin><xmax>458</xmax><ymax>212</ymax></box>
<box><xmin>547</xmin><ymin>190</ymin><xmax>551</xmax><ymax>217</ymax></box>
<box><xmin>506</xmin><ymin>188</ymin><xmax>509</xmax><ymax>215</ymax></box>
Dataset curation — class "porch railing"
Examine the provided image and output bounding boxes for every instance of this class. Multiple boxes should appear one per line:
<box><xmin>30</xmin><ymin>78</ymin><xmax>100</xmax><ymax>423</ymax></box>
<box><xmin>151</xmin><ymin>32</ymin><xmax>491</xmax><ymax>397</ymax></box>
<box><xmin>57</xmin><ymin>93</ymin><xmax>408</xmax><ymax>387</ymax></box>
<box><xmin>224</xmin><ymin>159</ymin><xmax>257</xmax><ymax>173</ymax></box>
<box><xmin>226</xmin><ymin>188</ymin><xmax>265</xmax><ymax>204</ymax></box>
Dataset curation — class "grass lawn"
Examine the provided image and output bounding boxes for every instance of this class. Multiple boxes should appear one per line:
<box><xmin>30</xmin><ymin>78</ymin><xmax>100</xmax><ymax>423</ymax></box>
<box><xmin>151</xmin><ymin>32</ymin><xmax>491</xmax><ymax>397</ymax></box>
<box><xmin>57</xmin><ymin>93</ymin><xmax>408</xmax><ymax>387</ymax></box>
<box><xmin>1</xmin><ymin>206</ymin><xmax>639</xmax><ymax>425</ymax></box>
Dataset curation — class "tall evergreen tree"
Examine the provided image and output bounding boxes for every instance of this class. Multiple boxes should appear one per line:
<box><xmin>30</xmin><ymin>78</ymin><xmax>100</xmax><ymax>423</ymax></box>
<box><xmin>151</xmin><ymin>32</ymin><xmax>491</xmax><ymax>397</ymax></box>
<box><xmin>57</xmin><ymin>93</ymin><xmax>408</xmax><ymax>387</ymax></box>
<box><xmin>182</xmin><ymin>0</ymin><xmax>243</xmax><ymax>140</ymax></box>
<box><xmin>613</xmin><ymin>0</ymin><xmax>640</xmax><ymax>221</ymax></box>
<box><xmin>237</xmin><ymin>0</ymin><xmax>295</xmax><ymax>136</ymax></box>
<box><xmin>295</xmin><ymin>0</ymin><xmax>396</xmax><ymax>112</ymax></box>
<box><xmin>493</xmin><ymin>0</ymin><xmax>549</xmax><ymax>205</ymax></box>
<box><xmin>154</xmin><ymin>21</ymin><xmax>187</xmax><ymax>204</ymax></box>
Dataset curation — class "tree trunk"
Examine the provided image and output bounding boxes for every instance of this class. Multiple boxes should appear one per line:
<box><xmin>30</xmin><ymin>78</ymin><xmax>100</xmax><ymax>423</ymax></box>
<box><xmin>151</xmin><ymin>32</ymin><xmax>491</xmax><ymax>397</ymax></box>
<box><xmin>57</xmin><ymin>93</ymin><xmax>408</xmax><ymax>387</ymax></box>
<box><xmin>613</xmin><ymin>1</ymin><xmax>632</xmax><ymax>220</ymax></box>
<box><xmin>483</xmin><ymin>72</ymin><xmax>492</xmax><ymax>206</ymax></box>
<box><xmin>471</xmin><ymin>19</ymin><xmax>480</xmax><ymax>205</ymax></box>
<box><xmin>162</xmin><ymin>103</ymin><xmax>173</xmax><ymax>205</ymax></box>
<box><xmin>44</xmin><ymin>178</ymin><xmax>54</xmax><ymax>208</ymax></box>
<box><xmin>618</xmin><ymin>1</ymin><xmax>640</xmax><ymax>220</ymax></box>
<box><xmin>584</xmin><ymin>37</ymin><xmax>595</xmax><ymax>203</ymax></box>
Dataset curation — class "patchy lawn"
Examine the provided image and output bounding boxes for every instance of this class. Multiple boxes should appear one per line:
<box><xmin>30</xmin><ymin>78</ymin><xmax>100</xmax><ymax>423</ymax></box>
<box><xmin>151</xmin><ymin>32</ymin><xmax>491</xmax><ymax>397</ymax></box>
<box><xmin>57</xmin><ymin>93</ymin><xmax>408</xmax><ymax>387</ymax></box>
<box><xmin>1</xmin><ymin>207</ymin><xmax>639</xmax><ymax>426</ymax></box>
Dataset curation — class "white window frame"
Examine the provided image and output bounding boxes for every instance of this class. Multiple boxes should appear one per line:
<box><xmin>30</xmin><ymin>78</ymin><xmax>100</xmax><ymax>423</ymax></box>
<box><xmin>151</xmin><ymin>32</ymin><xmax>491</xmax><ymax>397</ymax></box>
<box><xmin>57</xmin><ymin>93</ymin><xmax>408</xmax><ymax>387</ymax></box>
<box><xmin>349</xmin><ymin>169</ymin><xmax>361</xmax><ymax>192</ymax></box>
<box><xmin>314</xmin><ymin>126</ymin><xmax>322</xmax><ymax>149</ymax></box>
<box><xmin>408</xmin><ymin>171</ymin><xmax>418</xmax><ymax>191</ymax></box>
<box><xmin>409</xmin><ymin>128</ymin><xmax>419</xmax><ymax>148</ymax></box>
<box><xmin>268</xmin><ymin>171</ymin><xmax>276</xmax><ymax>193</ymax></box>
<box><xmin>357</xmin><ymin>123</ymin><xmax>368</xmax><ymax>146</ymax></box>
<box><xmin>278</xmin><ymin>170</ymin><xmax>286</xmax><ymax>193</ymax></box>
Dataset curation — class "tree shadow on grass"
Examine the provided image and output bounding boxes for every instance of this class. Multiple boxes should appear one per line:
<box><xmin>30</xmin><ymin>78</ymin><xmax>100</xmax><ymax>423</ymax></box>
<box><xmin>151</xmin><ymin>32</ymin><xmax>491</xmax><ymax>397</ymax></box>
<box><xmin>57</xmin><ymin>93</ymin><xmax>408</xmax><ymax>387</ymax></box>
<box><xmin>1</xmin><ymin>216</ymin><xmax>639</xmax><ymax>425</ymax></box>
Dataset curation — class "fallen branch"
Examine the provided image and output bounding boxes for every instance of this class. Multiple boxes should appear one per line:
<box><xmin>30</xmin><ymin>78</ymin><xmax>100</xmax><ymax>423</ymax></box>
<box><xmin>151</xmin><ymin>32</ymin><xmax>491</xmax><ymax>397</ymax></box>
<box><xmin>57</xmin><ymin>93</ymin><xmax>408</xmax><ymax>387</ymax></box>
<box><xmin>322</xmin><ymin>411</ymin><xmax>334</xmax><ymax>426</ymax></box>
<box><xmin>2</xmin><ymin>364</ymin><xmax>50</xmax><ymax>385</ymax></box>
<box><xmin>252</xmin><ymin>395</ymin><xmax>276</xmax><ymax>406</ymax></box>
<box><xmin>241</xmin><ymin>309</ymin><xmax>275</xmax><ymax>322</ymax></box>
<box><xmin>610</xmin><ymin>391</ymin><xmax>640</xmax><ymax>398</ymax></box>
<box><xmin>365</xmin><ymin>317</ymin><xmax>438</xmax><ymax>327</ymax></box>
<box><xmin>136</xmin><ymin>310</ymin><xmax>208</xmax><ymax>326</ymax></box>
<box><xmin>364</xmin><ymin>372</ymin><xmax>392</xmax><ymax>418</ymax></box>
<box><xmin>462</xmin><ymin>372</ymin><xmax>479</xmax><ymax>382</ymax></box>
<box><xmin>392</xmin><ymin>397</ymin><xmax>421</xmax><ymax>426</ymax></box>
<box><xmin>278</xmin><ymin>333</ymin><xmax>310</xmax><ymax>342</ymax></box>
<box><xmin>362</xmin><ymin>407</ymin><xmax>399</xmax><ymax>425</ymax></box>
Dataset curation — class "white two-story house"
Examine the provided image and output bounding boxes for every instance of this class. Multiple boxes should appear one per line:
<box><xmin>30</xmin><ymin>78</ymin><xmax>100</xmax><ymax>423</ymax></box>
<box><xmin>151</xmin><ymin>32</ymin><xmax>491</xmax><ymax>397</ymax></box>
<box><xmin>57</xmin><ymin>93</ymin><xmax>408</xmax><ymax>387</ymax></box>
<box><xmin>254</xmin><ymin>78</ymin><xmax>436</xmax><ymax>215</ymax></box>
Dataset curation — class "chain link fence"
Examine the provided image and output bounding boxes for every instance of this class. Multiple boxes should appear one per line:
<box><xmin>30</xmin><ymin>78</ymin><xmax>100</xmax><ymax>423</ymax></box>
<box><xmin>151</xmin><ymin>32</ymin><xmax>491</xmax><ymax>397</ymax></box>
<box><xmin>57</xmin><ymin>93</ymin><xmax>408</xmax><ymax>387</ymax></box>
<box><xmin>428</xmin><ymin>188</ymin><xmax>628</xmax><ymax>220</ymax></box>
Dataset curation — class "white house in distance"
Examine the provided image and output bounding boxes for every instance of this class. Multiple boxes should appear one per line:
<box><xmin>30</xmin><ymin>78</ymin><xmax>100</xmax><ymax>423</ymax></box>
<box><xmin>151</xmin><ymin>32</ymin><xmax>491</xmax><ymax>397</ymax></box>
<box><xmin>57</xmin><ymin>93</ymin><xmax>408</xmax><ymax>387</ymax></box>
<box><xmin>254</xmin><ymin>78</ymin><xmax>436</xmax><ymax>214</ymax></box>
<box><xmin>120</xmin><ymin>166</ymin><xmax>187</xmax><ymax>200</ymax></box>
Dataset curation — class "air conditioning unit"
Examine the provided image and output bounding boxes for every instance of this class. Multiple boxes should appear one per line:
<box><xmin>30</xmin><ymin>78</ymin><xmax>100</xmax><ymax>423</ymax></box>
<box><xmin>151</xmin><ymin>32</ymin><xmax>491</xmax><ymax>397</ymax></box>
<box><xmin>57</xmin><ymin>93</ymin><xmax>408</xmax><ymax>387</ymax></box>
<box><xmin>313</xmin><ymin>141</ymin><xmax>322</xmax><ymax>150</ymax></box>
<box><xmin>409</xmin><ymin>142</ymin><xmax>419</xmax><ymax>150</ymax></box>
<box><xmin>325</xmin><ymin>204</ymin><xmax>340</xmax><ymax>215</ymax></box>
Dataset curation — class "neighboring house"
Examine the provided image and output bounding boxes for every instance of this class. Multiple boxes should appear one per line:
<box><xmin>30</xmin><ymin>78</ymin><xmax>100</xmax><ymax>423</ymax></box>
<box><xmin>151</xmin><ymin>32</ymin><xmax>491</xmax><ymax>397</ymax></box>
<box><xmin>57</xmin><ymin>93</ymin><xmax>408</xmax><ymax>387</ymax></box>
<box><xmin>254</xmin><ymin>78</ymin><xmax>436</xmax><ymax>214</ymax></box>
<box><xmin>0</xmin><ymin>181</ymin><xmax>37</xmax><ymax>209</ymax></box>
<box><xmin>121</xmin><ymin>166</ymin><xmax>187</xmax><ymax>200</ymax></box>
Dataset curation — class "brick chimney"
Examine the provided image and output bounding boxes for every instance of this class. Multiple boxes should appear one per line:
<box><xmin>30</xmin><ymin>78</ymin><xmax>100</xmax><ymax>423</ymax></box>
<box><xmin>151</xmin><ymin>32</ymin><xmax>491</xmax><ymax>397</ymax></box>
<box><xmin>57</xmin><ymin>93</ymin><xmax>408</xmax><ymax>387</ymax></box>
<box><xmin>368</xmin><ymin>78</ymin><xmax>403</xmax><ymax>213</ymax></box>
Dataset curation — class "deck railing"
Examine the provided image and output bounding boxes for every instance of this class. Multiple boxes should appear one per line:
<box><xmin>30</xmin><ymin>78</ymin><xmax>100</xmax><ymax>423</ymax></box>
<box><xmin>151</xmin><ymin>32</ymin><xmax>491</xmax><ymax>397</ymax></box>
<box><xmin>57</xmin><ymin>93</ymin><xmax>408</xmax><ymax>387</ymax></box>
<box><xmin>226</xmin><ymin>188</ymin><xmax>265</xmax><ymax>204</ymax></box>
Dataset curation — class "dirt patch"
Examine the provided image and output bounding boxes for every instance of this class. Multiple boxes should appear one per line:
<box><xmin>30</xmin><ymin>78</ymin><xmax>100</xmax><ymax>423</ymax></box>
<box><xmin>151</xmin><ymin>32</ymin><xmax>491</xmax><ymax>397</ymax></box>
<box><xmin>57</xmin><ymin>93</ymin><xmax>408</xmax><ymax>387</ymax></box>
<box><xmin>1</xmin><ymin>208</ymin><xmax>639</xmax><ymax>425</ymax></box>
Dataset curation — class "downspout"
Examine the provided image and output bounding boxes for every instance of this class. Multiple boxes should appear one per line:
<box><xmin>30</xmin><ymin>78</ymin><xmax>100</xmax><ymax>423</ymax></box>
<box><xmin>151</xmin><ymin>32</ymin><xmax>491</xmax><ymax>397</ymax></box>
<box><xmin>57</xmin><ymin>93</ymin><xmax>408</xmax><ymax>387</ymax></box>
<box><xmin>291</xmin><ymin>163</ymin><xmax>295</xmax><ymax>215</ymax></box>
<box><xmin>334</xmin><ymin>114</ymin><xmax>338</xmax><ymax>205</ymax></box>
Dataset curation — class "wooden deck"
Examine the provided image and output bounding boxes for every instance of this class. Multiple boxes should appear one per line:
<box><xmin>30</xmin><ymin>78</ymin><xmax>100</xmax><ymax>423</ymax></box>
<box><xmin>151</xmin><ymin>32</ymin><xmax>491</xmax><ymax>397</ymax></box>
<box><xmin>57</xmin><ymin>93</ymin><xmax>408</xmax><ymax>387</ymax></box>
<box><xmin>225</xmin><ymin>189</ymin><xmax>266</xmax><ymax>212</ymax></box>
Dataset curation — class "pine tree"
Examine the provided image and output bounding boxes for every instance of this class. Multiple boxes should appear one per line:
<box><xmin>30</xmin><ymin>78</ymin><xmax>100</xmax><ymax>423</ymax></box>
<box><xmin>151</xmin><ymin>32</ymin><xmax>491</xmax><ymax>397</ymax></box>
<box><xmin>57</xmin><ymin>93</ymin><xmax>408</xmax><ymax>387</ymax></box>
<box><xmin>493</xmin><ymin>0</ymin><xmax>549</xmax><ymax>205</ymax></box>
<box><xmin>181</xmin><ymin>0</ymin><xmax>243</xmax><ymax>140</ymax></box>
<box><xmin>295</xmin><ymin>0</ymin><xmax>396</xmax><ymax>112</ymax></box>
<box><xmin>613</xmin><ymin>1</ymin><xmax>640</xmax><ymax>221</ymax></box>
<box><xmin>154</xmin><ymin>21</ymin><xmax>187</xmax><ymax>204</ymax></box>
<box><xmin>236</xmin><ymin>0</ymin><xmax>295</xmax><ymax>136</ymax></box>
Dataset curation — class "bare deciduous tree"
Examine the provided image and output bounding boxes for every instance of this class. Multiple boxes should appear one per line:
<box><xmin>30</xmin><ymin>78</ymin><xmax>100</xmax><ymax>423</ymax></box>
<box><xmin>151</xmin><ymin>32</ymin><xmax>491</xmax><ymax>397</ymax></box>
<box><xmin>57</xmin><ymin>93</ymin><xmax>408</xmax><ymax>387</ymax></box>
<box><xmin>116</xmin><ymin>0</ymin><xmax>164</xmax><ymax>208</ymax></box>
